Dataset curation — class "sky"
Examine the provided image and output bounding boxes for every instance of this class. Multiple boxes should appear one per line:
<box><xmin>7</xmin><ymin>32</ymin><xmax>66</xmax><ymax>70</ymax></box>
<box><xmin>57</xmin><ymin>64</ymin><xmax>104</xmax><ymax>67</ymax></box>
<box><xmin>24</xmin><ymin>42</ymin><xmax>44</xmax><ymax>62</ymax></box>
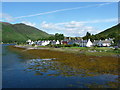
<box><xmin>1</xmin><ymin>2</ymin><xmax>118</xmax><ymax>37</ymax></box>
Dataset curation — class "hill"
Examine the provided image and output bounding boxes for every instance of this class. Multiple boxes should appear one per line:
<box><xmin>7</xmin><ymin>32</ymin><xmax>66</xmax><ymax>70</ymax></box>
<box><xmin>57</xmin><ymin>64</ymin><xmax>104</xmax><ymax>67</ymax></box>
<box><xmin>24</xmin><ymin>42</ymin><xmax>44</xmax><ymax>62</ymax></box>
<box><xmin>1</xmin><ymin>22</ymin><xmax>51</xmax><ymax>43</ymax></box>
<box><xmin>95</xmin><ymin>24</ymin><xmax>120</xmax><ymax>38</ymax></box>
<box><xmin>83</xmin><ymin>24</ymin><xmax>120</xmax><ymax>41</ymax></box>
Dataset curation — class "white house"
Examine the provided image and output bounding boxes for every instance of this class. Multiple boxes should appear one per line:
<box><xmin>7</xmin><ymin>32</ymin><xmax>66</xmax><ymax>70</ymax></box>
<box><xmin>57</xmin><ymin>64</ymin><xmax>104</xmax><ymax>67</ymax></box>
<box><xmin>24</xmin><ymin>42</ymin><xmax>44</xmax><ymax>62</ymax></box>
<box><xmin>56</xmin><ymin>40</ymin><xmax>60</xmax><ymax>44</ymax></box>
<box><xmin>86</xmin><ymin>39</ymin><xmax>93</xmax><ymax>47</ymax></box>
<box><xmin>41</xmin><ymin>41</ymin><xmax>47</xmax><ymax>46</ymax></box>
<box><xmin>40</xmin><ymin>40</ymin><xmax>51</xmax><ymax>46</ymax></box>
<box><xmin>93</xmin><ymin>39</ymin><xmax>113</xmax><ymax>47</ymax></box>
<box><xmin>101</xmin><ymin>39</ymin><xmax>111</xmax><ymax>47</ymax></box>
<box><xmin>31</xmin><ymin>41</ymin><xmax>34</xmax><ymax>45</ymax></box>
<box><xmin>26</xmin><ymin>39</ymin><xmax>34</xmax><ymax>45</ymax></box>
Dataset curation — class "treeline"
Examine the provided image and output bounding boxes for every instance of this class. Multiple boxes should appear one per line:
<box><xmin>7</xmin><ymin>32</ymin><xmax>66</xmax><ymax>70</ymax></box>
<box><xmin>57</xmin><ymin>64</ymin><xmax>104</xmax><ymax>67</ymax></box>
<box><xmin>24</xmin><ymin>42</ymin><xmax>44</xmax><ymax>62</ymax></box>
<box><xmin>38</xmin><ymin>33</ymin><xmax>64</xmax><ymax>41</ymax></box>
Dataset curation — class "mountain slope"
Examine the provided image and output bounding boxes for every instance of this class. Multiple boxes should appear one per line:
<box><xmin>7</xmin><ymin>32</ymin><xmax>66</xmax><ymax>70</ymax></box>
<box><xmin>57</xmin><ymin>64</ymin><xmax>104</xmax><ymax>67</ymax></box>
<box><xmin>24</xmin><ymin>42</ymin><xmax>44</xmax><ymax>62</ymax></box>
<box><xmin>1</xmin><ymin>22</ymin><xmax>51</xmax><ymax>43</ymax></box>
<box><xmin>95</xmin><ymin>24</ymin><xmax>120</xmax><ymax>38</ymax></box>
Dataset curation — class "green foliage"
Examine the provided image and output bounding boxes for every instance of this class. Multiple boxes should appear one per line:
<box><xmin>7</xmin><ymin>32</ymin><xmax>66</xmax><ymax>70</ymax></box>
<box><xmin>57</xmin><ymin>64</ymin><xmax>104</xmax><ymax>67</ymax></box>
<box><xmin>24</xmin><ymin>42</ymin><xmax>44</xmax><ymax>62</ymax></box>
<box><xmin>82</xmin><ymin>24</ymin><xmax>120</xmax><ymax>46</ymax></box>
<box><xmin>1</xmin><ymin>22</ymin><xmax>51</xmax><ymax>43</ymax></box>
<box><xmin>55</xmin><ymin>33</ymin><xmax>64</xmax><ymax>41</ymax></box>
<box><xmin>94</xmin><ymin>24</ymin><xmax>120</xmax><ymax>40</ymax></box>
<box><xmin>47</xmin><ymin>35</ymin><xmax>55</xmax><ymax>40</ymax></box>
<box><xmin>73</xmin><ymin>43</ymin><xmax>79</xmax><ymax>47</ymax></box>
<box><xmin>107</xmin><ymin>33</ymin><xmax>117</xmax><ymax>38</ymax></box>
<box><xmin>48</xmin><ymin>44</ymin><xmax>80</xmax><ymax>48</ymax></box>
<box><xmin>64</xmin><ymin>44</ymin><xmax>73</xmax><ymax>47</ymax></box>
<box><xmin>83</xmin><ymin>32</ymin><xmax>91</xmax><ymax>40</ymax></box>
<box><xmin>32</xmin><ymin>44</ymin><xmax>36</xmax><ymax>46</ymax></box>
<box><xmin>113</xmin><ymin>35</ymin><xmax>120</xmax><ymax>46</ymax></box>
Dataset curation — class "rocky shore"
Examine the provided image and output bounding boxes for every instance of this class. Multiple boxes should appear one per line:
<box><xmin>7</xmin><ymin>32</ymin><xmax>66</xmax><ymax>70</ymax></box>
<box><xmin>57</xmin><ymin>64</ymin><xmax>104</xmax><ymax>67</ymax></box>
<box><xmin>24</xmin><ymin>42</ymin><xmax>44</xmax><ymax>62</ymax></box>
<box><xmin>15</xmin><ymin>45</ymin><xmax>50</xmax><ymax>50</ymax></box>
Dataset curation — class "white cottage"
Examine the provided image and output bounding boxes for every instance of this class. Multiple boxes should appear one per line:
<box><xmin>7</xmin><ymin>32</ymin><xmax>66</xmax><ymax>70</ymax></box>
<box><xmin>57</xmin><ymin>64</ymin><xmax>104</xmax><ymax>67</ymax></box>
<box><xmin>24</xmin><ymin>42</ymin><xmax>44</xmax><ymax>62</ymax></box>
<box><xmin>41</xmin><ymin>40</ymin><xmax>50</xmax><ymax>46</ymax></box>
<box><xmin>93</xmin><ymin>39</ymin><xmax>113</xmax><ymax>47</ymax></box>
<box><xmin>26</xmin><ymin>39</ymin><xmax>34</xmax><ymax>45</ymax></box>
<box><xmin>86</xmin><ymin>39</ymin><xmax>93</xmax><ymax>47</ymax></box>
<box><xmin>56</xmin><ymin>40</ymin><xmax>60</xmax><ymax>44</ymax></box>
<box><xmin>93</xmin><ymin>39</ymin><xmax>114</xmax><ymax>47</ymax></box>
<box><xmin>101</xmin><ymin>39</ymin><xmax>111</xmax><ymax>47</ymax></box>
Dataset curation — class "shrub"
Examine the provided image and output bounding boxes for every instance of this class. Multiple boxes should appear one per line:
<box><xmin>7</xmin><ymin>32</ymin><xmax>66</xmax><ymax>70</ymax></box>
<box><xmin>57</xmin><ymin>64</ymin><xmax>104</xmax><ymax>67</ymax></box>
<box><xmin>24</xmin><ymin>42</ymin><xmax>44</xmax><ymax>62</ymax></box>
<box><xmin>32</xmin><ymin>44</ymin><xmax>36</xmax><ymax>46</ymax></box>
<box><xmin>64</xmin><ymin>44</ymin><xmax>72</xmax><ymax>47</ymax></box>
<box><xmin>73</xmin><ymin>43</ymin><xmax>79</xmax><ymax>47</ymax></box>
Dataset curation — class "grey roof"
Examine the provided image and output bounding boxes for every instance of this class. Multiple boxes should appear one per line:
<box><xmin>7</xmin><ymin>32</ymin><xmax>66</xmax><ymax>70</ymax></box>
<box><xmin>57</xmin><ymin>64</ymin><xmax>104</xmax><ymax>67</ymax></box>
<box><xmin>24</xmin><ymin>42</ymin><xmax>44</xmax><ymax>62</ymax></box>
<box><xmin>80</xmin><ymin>40</ymin><xmax>88</xmax><ymax>43</ymax></box>
<box><xmin>67</xmin><ymin>40</ymin><xmax>88</xmax><ymax>43</ymax></box>
<box><xmin>101</xmin><ymin>40</ymin><xmax>111</xmax><ymax>43</ymax></box>
<box><xmin>93</xmin><ymin>40</ymin><xmax>99</xmax><ymax>44</ymax></box>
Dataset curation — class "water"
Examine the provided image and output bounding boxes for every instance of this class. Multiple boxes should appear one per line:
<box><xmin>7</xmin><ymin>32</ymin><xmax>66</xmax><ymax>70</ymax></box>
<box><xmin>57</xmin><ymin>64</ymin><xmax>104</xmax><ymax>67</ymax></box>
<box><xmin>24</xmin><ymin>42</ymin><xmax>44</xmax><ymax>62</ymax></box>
<box><xmin>2</xmin><ymin>44</ymin><xmax>119</xmax><ymax>88</ymax></box>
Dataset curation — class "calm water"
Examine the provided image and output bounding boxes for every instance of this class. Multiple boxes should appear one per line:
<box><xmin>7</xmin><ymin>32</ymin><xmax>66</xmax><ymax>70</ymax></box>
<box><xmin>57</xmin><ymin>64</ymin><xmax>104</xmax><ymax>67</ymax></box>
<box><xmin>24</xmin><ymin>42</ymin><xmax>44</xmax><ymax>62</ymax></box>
<box><xmin>2</xmin><ymin>44</ymin><xmax>118</xmax><ymax>88</ymax></box>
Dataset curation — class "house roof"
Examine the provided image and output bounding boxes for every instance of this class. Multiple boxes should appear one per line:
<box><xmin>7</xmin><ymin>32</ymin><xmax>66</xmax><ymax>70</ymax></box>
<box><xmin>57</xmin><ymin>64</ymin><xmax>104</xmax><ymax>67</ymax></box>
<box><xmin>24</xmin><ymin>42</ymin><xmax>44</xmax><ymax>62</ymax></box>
<box><xmin>67</xmin><ymin>40</ymin><xmax>88</xmax><ymax>43</ymax></box>
<box><xmin>80</xmin><ymin>40</ymin><xmax>88</xmax><ymax>43</ymax></box>
<box><xmin>101</xmin><ymin>40</ymin><xmax>111</xmax><ymax>43</ymax></box>
<box><xmin>93</xmin><ymin>40</ymin><xmax>99</xmax><ymax>44</ymax></box>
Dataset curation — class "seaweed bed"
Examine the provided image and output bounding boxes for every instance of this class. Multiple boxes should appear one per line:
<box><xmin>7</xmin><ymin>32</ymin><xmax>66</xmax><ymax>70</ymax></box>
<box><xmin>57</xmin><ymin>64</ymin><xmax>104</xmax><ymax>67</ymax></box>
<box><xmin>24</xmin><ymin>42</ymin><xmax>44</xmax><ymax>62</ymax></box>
<box><xmin>8</xmin><ymin>45</ymin><xmax>119</xmax><ymax>76</ymax></box>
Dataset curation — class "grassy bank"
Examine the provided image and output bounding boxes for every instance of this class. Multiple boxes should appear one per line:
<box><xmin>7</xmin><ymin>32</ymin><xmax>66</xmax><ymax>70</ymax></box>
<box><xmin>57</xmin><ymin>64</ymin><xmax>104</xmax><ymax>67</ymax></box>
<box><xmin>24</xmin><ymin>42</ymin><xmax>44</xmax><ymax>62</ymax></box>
<box><xmin>14</xmin><ymin>45</ymin><xmax>120</xmax><ymax>57</ymax></box>
<box><xmin>50</xmin><ymin>47</ymin><xmax>120</xmax><ymax>57</ymax></box>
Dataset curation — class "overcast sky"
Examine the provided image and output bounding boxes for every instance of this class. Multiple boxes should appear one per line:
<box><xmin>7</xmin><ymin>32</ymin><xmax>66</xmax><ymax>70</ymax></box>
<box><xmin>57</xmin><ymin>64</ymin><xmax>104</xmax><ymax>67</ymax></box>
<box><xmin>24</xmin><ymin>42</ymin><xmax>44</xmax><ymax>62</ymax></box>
<box><xmin>1</xmin><ymin>2</ymin><xmax>118</xmax><ymax>37</ymax></box>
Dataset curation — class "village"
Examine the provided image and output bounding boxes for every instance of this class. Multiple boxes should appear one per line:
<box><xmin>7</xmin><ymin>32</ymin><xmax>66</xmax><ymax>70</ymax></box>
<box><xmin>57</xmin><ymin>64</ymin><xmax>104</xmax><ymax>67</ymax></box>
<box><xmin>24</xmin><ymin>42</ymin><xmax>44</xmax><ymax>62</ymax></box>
<box><xmin>26</xmin><ymin>38</ymin><xmax>114</xmax><ymax>47</ymax></box>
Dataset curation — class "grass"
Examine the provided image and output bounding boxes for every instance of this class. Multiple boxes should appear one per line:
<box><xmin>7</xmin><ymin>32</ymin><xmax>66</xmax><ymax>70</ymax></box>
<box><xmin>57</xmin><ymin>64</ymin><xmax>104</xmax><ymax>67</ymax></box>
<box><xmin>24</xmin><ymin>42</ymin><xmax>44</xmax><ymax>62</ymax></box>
<box><xmin>85</xmin><ymin>51</ymin><xmax>117</xmax><ymax>56</ymax></box>
<box><xmin>37</xmin><ymin>46</ymin><xmax>48</xmax><ymax>48</ymax></box>
<box><xmin>15</xmin><ymin>44</ymin><xmax>120</xmax><ymax>56</ymax></box>
<box><xmin>57</xmin><ymin>46</ymin><xmax>120</xmax><ymax>56</ymax></box>
<box><xmin>63</xmin><ymin>47</ymin><xmax>88</xmax><ymax>49</ymax></box>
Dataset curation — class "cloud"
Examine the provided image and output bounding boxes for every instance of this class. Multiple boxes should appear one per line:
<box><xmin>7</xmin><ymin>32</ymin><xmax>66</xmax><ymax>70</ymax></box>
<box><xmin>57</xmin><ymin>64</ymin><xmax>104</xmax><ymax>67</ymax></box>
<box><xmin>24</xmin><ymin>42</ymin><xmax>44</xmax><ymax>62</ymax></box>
<box><xmin>98</xmin><ymin>2</ymin><xmax>113</xmax><ymax>6</ymax></box>
<box><xmin>15</xmin><ymin>2</ymin><xmax>112</xmax><ymax>19</ymax></box>
<box><xmin>40</xmin><ymin>18</ymin><xmax>117</xmax><ymax>37</ymax></box>
<box><xmin>82</xmin><ymin>18</ymin><xmax>118</xmax><ymax>23</ymax></box>
<box><xmin>40</xmin><ymin>21</ymin><xmax>97</xmax><ymax>37</ymax></box>
<box><xmin>21</xmin><ymin>21</ymin><xmax>36</xmax><ymax>27</ymax></box>
<box><xmin>0</xmin><ymin>13</ymin><xmax>14</xmax><ymax>22</ymax></box>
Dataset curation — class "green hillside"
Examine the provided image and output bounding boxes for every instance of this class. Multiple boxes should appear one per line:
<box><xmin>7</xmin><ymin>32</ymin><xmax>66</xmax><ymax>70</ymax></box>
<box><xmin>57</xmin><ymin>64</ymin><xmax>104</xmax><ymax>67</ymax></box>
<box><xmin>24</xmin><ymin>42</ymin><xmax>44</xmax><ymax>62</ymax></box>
<box><xmin>1</xmin><ymin>22</ymin><xmax>51</xmax><ymax>43</ymax></box>
<box><xmin>83</xmin><ymin>24</ymin><xmax>120</xmax><ymax>41</ymax></box>
<box><xmin>95</xmin><ymin>24</ymin><xmax>120</xmax><ymax>38</ymax></box>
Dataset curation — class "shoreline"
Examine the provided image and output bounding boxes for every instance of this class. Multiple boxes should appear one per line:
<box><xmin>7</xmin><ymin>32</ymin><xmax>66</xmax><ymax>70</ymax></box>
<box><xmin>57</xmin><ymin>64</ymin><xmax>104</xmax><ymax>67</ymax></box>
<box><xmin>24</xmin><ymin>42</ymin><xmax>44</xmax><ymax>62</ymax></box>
<box><xmin>15</xmin><ymin>45</ymin><xmax>50</xmax><ymax>50</ymax></box>
<box><xmin>14</xmin><ymin>45</ymin><xmax>120</xmax><ymax>57</ymax></box>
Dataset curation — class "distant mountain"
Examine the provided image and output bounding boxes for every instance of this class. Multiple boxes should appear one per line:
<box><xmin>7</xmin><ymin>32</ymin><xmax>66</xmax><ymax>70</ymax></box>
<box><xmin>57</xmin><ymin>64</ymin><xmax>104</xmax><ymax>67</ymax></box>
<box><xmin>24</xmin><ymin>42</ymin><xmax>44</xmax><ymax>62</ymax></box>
<box><xmin>1</xmin><ymin>22</ymin><xmax>51</xmax><ymax>43</ymax></box>
<box><xmin>95</xmin><ymin>24</ymin><xmax>120</xmax><ymax>39</ymax></box>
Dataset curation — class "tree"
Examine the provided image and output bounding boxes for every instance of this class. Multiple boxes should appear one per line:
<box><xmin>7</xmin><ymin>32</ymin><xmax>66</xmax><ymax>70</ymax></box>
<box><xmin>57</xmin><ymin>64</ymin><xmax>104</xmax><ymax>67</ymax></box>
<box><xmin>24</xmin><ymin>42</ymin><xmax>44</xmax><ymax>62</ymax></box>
<box><xmin>113</xmin><ymin>35</ymin><xmax>120</xmax><ymax>46</ymax></box>
<box><xmin>55</xmin><ymin>33</ymin><xmax>64</xmax><ymax>44</ymax></box>
<box><xmin>89</xmin><ymin>34</ymin><xmax>95</xmax><ymax>42</ymax></box>
<box><xmin>48</xmin><ymin>36</ymin><xmax>55</xmax><ymax>40</ymax></box>
<box><xmin>107</xmin><ymin>33</ymin><xmax>117</xmax><ymax>38</ymax></box>
<box><xmin>99</xmin><ymin>36</ymin><xmax>106</xmax><ymax>40</ymax></box>
<box><xmin>83</xmin><ymin>32</ymin><xmax>91</xmax><ymax>40</ymax></box>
